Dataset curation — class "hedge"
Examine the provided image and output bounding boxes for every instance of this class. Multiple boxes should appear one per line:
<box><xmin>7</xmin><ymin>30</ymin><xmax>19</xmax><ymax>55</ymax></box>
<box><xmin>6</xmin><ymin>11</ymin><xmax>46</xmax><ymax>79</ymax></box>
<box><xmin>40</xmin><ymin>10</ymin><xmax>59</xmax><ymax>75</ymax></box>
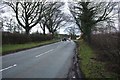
<box><xmin>2</xmin><ymin>32</ymin><xmax>53</xmax><ymax>44</ymax></box>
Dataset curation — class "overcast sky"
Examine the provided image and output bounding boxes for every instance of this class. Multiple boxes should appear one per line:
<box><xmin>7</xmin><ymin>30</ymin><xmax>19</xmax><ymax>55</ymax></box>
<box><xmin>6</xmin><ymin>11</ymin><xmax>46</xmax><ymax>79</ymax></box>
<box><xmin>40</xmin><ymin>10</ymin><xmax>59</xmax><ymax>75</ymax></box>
<box><xmin>0</xmin><ymin>0</ymin><xmax>78</xmax><ymax>35</ymax></box>
<box><xmin>0</xmin><ymin>0</ymin><xmax>120</xmax><ymax>34</ymax></box>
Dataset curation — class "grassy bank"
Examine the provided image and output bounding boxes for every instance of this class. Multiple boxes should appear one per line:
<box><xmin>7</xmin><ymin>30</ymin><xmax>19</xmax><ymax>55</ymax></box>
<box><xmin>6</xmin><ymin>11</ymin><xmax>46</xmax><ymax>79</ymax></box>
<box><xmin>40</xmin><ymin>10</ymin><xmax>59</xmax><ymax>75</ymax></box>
<box><xmin>2</xmin><ymin>40</ymin><xmax>58</xmax><ymax>55</ymax></box>
<box><xmin>77</xmin><ymin>40</ymin><xmax>114</xmax><ymax>78</ymax></box>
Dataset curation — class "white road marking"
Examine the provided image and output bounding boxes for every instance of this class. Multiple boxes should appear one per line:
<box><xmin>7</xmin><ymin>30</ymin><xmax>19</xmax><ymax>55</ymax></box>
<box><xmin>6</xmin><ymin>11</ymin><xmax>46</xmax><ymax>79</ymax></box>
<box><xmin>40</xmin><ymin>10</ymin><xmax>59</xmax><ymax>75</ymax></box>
<box><xmin>36</xmin><ymin>49</ymin><xmax>54</xmax><ymax>57</ymax></box>
<box><xmin>0</xmin><ymin>64</ymin><xmax>17</xmax><ymax>72</ymax></box>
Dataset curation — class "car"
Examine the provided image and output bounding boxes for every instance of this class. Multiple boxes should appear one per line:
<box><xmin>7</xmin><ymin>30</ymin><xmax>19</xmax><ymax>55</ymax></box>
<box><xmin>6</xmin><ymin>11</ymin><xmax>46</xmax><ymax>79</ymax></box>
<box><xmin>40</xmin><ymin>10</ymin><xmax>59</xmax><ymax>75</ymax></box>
<box><xmin>62</xmin><ymin>37</ymin><xmax>67</xmax><ymax>41</ymax></box>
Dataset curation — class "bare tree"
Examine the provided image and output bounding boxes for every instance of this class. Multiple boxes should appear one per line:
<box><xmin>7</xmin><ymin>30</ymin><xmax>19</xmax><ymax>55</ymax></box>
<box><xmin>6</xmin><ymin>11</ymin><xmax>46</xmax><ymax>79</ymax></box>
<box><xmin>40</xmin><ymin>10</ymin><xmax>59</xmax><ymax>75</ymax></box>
<box><xmin>0</xmin><ymin>3</ymin><xmax>6</xmax><ymax>31</ymax></box>
<box><xmin>41</xmin><ymin>2</ymin><xmax>65</xmax><ymax>36</ymax></box>
<box><xmin>64</xmin><ymin>26</ymin><xmax>79</xmax><ymax>39</ymax></box>
<box><xmin>5</xmin><ymin>1</ymin><xmax>46</xmax><ymax>35</ymax></box>
<box><xmin>39</xmin><ymin>17</ymin><xmax>47</xmax><ymax>35</ymax></box>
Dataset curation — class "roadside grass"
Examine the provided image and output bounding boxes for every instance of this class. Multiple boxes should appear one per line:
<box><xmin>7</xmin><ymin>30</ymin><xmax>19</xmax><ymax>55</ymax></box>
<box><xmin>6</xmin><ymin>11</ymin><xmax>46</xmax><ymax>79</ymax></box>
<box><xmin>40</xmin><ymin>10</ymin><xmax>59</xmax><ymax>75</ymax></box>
<box><xmin>0</xmin><ymin>46</ymin><xmax>2</xmax><ymax>55</ymax></box>
<box><xmin>2</xmin><ymin>40</ymin><xmax>58</xmax><ymax>55</ymax></box>
<box><xmin>77</xmin><ymin>40</ymin><xmax>114</xmax><ymax>78</ymax></box>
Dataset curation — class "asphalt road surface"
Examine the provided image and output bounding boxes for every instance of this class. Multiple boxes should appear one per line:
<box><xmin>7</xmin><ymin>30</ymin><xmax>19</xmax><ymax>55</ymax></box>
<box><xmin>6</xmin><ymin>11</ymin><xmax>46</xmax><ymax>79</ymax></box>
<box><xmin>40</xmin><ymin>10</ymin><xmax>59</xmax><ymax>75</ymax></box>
<box><xmin>1</xmin><ymin>40</ymin><xmax>76</xmax><ymax>78</ymax></box>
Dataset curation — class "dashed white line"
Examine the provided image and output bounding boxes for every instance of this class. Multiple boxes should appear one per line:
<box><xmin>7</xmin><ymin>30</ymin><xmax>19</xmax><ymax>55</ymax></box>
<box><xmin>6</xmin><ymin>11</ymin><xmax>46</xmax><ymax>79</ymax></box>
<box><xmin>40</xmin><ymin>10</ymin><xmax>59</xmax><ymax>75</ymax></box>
<box><xmin>0</xmin><ymin>64</ymin><xmax>17</xmax><ymax>72</ymax></box>
<box><xmin>36</xmin><ymin>49</ymin><xmax>54</xmax><ymax>58</ymax></box>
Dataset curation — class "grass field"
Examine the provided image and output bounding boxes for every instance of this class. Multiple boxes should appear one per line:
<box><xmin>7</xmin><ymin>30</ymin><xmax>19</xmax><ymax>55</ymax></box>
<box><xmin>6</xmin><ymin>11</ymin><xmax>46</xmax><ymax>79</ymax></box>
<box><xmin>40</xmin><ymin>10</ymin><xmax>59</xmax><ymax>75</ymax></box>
<box><xmin>77</xmin><ymin>40</ymin><xmax>113</xmax><ymax>78</ymax></box>
<box><xmin>2</xmin><ymin>40</ymin><xmax>58</xmax><ymax>55</ymax></box>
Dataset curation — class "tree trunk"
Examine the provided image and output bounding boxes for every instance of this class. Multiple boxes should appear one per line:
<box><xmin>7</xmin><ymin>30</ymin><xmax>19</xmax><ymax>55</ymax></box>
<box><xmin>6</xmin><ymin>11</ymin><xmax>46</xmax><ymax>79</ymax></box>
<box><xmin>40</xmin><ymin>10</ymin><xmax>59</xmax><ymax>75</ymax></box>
<box><xmin>51</xmin><ymin>32</ymin><xmax>55</xmax><ymax>37</ymax></box>
<box><xmin>43</xmin><ymin>26</ymin><xmax>46</xmax><ymax>35</ymax></box>
<box><xmin>86</xmin><ymin>27</ymin><xmax>92</xmax><ymax>44</ymax></box>
<box><xmin>25</xmin><ymin>28</ymin><xmax>30</xmax><ymax>35</ymax></box>
<box><xmin>118</xmin><ymin>32</ymin><xmax>120</xmax><ymax>51</ymax></box>
<box><xmin>43</xmin><ymin>30</ymin><xmax>45</xmax><ymax>35</ymax></box>
<box><xmin>83</xmin><ymin>26</ymin><xmax>92</xmax><ymax>44</ymax></box>
<box><xmin>87</xmin><ymin>33</ymin><xmax>91</xmax><ymax>44</ymax></box>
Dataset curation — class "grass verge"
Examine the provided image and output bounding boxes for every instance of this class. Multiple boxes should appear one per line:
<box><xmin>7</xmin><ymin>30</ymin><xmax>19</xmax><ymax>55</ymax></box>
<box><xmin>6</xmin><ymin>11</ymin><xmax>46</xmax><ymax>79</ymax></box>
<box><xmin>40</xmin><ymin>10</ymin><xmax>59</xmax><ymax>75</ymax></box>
<box><xmin>2</xmin><ymin>40</ymin><xmax>58</xmax><ymax>55</ymax></box>
<box><xmin>76</xmin><ymin>40</ymin><xmax>114</xmax><ymax>78</ymax></box>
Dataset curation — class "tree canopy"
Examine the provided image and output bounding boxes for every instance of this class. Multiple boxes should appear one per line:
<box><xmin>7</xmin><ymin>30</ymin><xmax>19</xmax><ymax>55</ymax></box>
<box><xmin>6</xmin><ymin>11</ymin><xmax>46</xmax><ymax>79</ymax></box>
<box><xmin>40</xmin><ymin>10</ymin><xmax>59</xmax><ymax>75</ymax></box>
<box><xmin>69</xmin><ymin>1</ymin><xmax>117</xmax><ymax>43</ymax></box>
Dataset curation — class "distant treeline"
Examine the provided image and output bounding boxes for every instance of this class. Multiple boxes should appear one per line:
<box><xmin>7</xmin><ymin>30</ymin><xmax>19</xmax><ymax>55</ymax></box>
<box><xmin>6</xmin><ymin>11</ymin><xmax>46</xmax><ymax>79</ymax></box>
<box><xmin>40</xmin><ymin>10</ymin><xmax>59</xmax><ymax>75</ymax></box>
<box><xmin>2</xmin><ymin>32</ymin><xmax>53</xmax><ymax>44</ymax></box>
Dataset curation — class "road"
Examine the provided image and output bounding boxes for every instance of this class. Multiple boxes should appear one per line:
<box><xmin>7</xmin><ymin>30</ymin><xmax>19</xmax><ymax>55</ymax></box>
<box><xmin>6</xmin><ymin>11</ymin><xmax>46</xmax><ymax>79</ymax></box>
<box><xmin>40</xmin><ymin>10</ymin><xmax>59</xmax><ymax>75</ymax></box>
<box><xmin>1</xmin><ymin>41</ymin><xmax>76</xmax><ymax>78</ymax></box>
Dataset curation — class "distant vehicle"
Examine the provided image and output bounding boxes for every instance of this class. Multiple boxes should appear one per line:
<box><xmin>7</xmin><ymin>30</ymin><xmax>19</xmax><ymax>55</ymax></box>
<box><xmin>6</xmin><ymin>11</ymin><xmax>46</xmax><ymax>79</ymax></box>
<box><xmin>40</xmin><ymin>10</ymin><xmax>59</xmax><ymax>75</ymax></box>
<box><xmin>62</xmin><ymin>37</ymin><xmax>67</xmax><ymax>41</ymax></box>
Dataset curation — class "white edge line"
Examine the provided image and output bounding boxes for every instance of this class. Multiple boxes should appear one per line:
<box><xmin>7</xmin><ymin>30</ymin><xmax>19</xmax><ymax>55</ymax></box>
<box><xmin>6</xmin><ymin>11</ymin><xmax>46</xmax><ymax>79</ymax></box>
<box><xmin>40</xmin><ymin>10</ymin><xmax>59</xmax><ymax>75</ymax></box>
<box><xmin>0</xmin><ymin>64</ymin><xmax>17</xmax><ymax>72</ymax></box>
<box><xmin>36</xmin><ymin>49</ymin><xmax>54</xmax><ymax>58</ymax></box>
